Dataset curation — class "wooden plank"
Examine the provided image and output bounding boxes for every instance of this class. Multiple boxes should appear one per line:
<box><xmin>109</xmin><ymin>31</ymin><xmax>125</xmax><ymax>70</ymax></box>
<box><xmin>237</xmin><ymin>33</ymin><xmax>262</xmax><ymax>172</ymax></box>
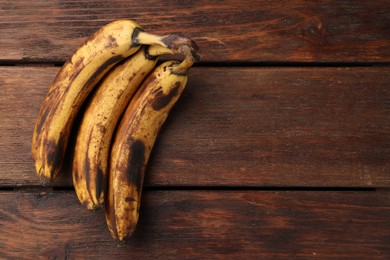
<box><xmin>0</xmin><ymin>0</ymin><xmax>389</xmax><ymax>63</ymax></box>
<box><xmin>0</xmin><ymin>190</ymin><xmax>388</xmax><ymax>258</ymax></box>
<box><xmin>1</xmin><ymin>66</ymin><xmax>389</xmax><ymax>187</ymax></box>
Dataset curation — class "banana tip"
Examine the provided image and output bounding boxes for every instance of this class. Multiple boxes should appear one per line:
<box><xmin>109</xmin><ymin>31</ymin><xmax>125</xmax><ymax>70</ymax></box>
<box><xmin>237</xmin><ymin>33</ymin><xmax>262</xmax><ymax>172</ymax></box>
<box><xmin>88</xmin><ymin>204</ymin><xmax>102</xmax><ymax>211</ymax></box>
<box><xmin>115</xmin><ymin>237</ymin><xmax>128</xmax><ymax>247</ymax></box>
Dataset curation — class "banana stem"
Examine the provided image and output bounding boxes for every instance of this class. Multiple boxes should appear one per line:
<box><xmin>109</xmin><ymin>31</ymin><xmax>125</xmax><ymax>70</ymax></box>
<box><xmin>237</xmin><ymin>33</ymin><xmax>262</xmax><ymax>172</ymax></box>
<box><xmin>136</xmin><ymin>31</ymin><xmax>166</xmax><ymax>46</ymax></box>
<box><xmin>148</xmin><ymin>45</ymin><xmax>174</xmax><ymax>56</ymax></box>
<box><xmin>137</xmin><ymin>31</ymin><xmax>200</xmax><ymax>72</ymax></box>
<box><xmin>171</xmin><ymin>51</ymin><xmax>196</xmax><ymax>74</ymax></box>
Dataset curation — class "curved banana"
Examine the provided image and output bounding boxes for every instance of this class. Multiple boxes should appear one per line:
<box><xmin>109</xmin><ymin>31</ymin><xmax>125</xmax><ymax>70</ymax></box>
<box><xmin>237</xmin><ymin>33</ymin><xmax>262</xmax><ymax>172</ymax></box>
<box><xmin>105</xmin><ymin>59</ymin><xmax>193</xmax><ymax>242</ymax></box>
<box><xmin>32</xmin><ymin>19</ymin><xmax>188</xmax><ymax>182</ymax></box>
<box><xmin>72</xmin><ymin>45</ymin><xmax>175</xmax><ymax>210</ymax></box>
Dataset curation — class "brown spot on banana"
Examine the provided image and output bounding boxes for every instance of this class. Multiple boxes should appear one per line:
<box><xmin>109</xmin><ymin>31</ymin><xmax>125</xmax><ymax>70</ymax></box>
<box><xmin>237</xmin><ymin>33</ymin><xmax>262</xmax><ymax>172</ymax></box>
<box><xmin>106</xmin><ymin>34</ymin><xmax>117</xmax><ymax>49</ymax></box>
<box><xmin>34</xmin><ymin>106</ymin><xmax>51</xmax><ymax>137</ymax></box>
<box><xmin>83</xmin><ymin>154</ymin><xmax>92</xmax><ymax>201</ymax></box>
<box><xmin>151</xmin><ymin>82</ymin><xmax>181</xmax><ymax>110</ymax></box>
<box><xmin>116</xmin><ymin>89</ymin><xmax>124</xmax><ymax>99</ymax></box>
<box><xmin>73</xmin><ymin>168</ymin><xmax>79</xmax><ymax>182</ymax></box>
<box><xmin>97</xmin><ymin>123</ymin><xmax>106</xmax><ymax>134</ymax></box>
<box><xmin>127</xmin><ymin>140</ymin><xmax>146</xmax><ymax>192</ymax></box>
<box><xmin>68</xmin><ymin>57</ymin><xmax>85</xmax><ymax>83</ymax></box>
<box><xmin>82</xmin><ymin>129</ymin><xmax>104</xmax><ymax>209</ymax></box>
<box><xmin>44</xmin><ymin>135</ymin><xmax>65</xmax><ymax>181</ymax></box>
<box><xmin>125</xmin><ymin>197</ymin><xmax>136</xmax><ymax>202</ymax></box>
<box><xmin>96</xmin><ymin>166</ymin><xmax>104</xmax><ymax>205</ymax></box>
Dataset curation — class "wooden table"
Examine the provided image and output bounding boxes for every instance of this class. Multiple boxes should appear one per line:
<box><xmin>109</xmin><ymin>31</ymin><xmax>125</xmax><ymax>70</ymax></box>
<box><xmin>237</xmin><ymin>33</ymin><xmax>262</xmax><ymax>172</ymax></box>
<box><xmin>1</xmin><ymin>1</ymin><xmax>389</xmax><ymax>258</ymax></box>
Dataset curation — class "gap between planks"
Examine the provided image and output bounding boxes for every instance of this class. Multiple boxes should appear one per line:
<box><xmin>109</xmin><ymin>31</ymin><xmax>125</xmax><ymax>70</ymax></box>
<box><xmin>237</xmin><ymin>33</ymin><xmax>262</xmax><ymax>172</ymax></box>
<box><xmin>0</xmin><ymin>185</ymin><xmax>379</xmax><ymax>192</ymax></box>
<box><xmin>1</xmin><ymin>60</ymin><xmax>390</xmax><ymax>68</ymax></box>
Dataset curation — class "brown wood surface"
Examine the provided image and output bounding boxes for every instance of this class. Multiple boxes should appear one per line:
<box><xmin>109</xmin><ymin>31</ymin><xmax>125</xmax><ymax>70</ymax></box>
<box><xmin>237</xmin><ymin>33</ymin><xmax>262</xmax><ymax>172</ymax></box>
<box><xmin>0</xmin><ymin>190</ymin><xmax>389</xmax><ymax>258</ymax></box>
<box><xmin>0</xmin><ymin>0</ymin><xmax>389</xmax><ymax>63</ymax></box>
<box><xmin>1</xmin><ymin>1</ymin><xmax>389</xmax><ymax>257</ymax></box>
<box><xmin>1</xmin><ymin>66</ymin><xmax>389</xmax><ymax>187</ymax></box>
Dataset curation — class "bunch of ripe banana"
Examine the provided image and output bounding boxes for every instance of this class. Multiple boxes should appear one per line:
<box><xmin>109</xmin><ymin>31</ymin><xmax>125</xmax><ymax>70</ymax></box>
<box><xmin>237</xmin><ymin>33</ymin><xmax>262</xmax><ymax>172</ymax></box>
<box><xmin>31</xmin><ymin>19</ymin><xmax>199</xmax><ymax>242</ymax></box>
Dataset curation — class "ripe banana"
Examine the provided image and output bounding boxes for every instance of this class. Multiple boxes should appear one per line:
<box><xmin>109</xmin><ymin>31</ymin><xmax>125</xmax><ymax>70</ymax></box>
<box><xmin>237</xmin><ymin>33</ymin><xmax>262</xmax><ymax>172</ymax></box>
<box><xmin>72</xmin><ymin>45</ymin><xmax>175</xmax><ymax>210</ymax></box>
<box><xmin>32</xmin><ymin>19</ymin><xmax>190</xmax><ymax>182</ymax></box>
<box><xmin>105</xmin><ymin>59</ymin><xmax>193</xmax><ymax>242</ymax></box>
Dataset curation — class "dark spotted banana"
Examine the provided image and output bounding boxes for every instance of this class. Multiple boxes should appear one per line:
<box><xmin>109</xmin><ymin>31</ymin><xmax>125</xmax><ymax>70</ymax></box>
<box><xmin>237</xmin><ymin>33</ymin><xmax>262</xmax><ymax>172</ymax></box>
<box><xmin>105</xmin><ymin>57</ymin><xmax>196</xmax><ymax>241</ymax></box>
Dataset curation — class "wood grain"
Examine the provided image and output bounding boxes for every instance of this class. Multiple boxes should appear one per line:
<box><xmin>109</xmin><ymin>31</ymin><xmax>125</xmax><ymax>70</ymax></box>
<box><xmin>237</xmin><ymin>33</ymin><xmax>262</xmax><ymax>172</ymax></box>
<box><xmin>0</xmin><ymin>0</ymin><xmax>389</xmax><ymax>62</ymax></box>
<box><xmin>0</xmin><ymin>190</ymin><xmax>388</xmax><ymax>258</ymax></box>
<box><xmin>1</xmin><ymin>66</ymin><xmax>389</xmax><ymax>187</ymax></box>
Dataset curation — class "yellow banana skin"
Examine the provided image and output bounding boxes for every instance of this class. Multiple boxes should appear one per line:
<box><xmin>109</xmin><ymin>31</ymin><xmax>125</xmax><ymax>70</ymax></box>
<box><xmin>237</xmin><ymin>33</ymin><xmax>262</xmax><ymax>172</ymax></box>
<box><xmin>105</xmin><ymin>61</ymin><xmax>189</xmax><ymax>241</ymax></box>
<box><xmin>73</xmin><ymin>45</ymin><xmax>174</xmax><ymax>210</ymax></box>
<box><xmin>31</xmin><ymin>19</ymin><xmax>181</xmax><ymax>182</ymax></box>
